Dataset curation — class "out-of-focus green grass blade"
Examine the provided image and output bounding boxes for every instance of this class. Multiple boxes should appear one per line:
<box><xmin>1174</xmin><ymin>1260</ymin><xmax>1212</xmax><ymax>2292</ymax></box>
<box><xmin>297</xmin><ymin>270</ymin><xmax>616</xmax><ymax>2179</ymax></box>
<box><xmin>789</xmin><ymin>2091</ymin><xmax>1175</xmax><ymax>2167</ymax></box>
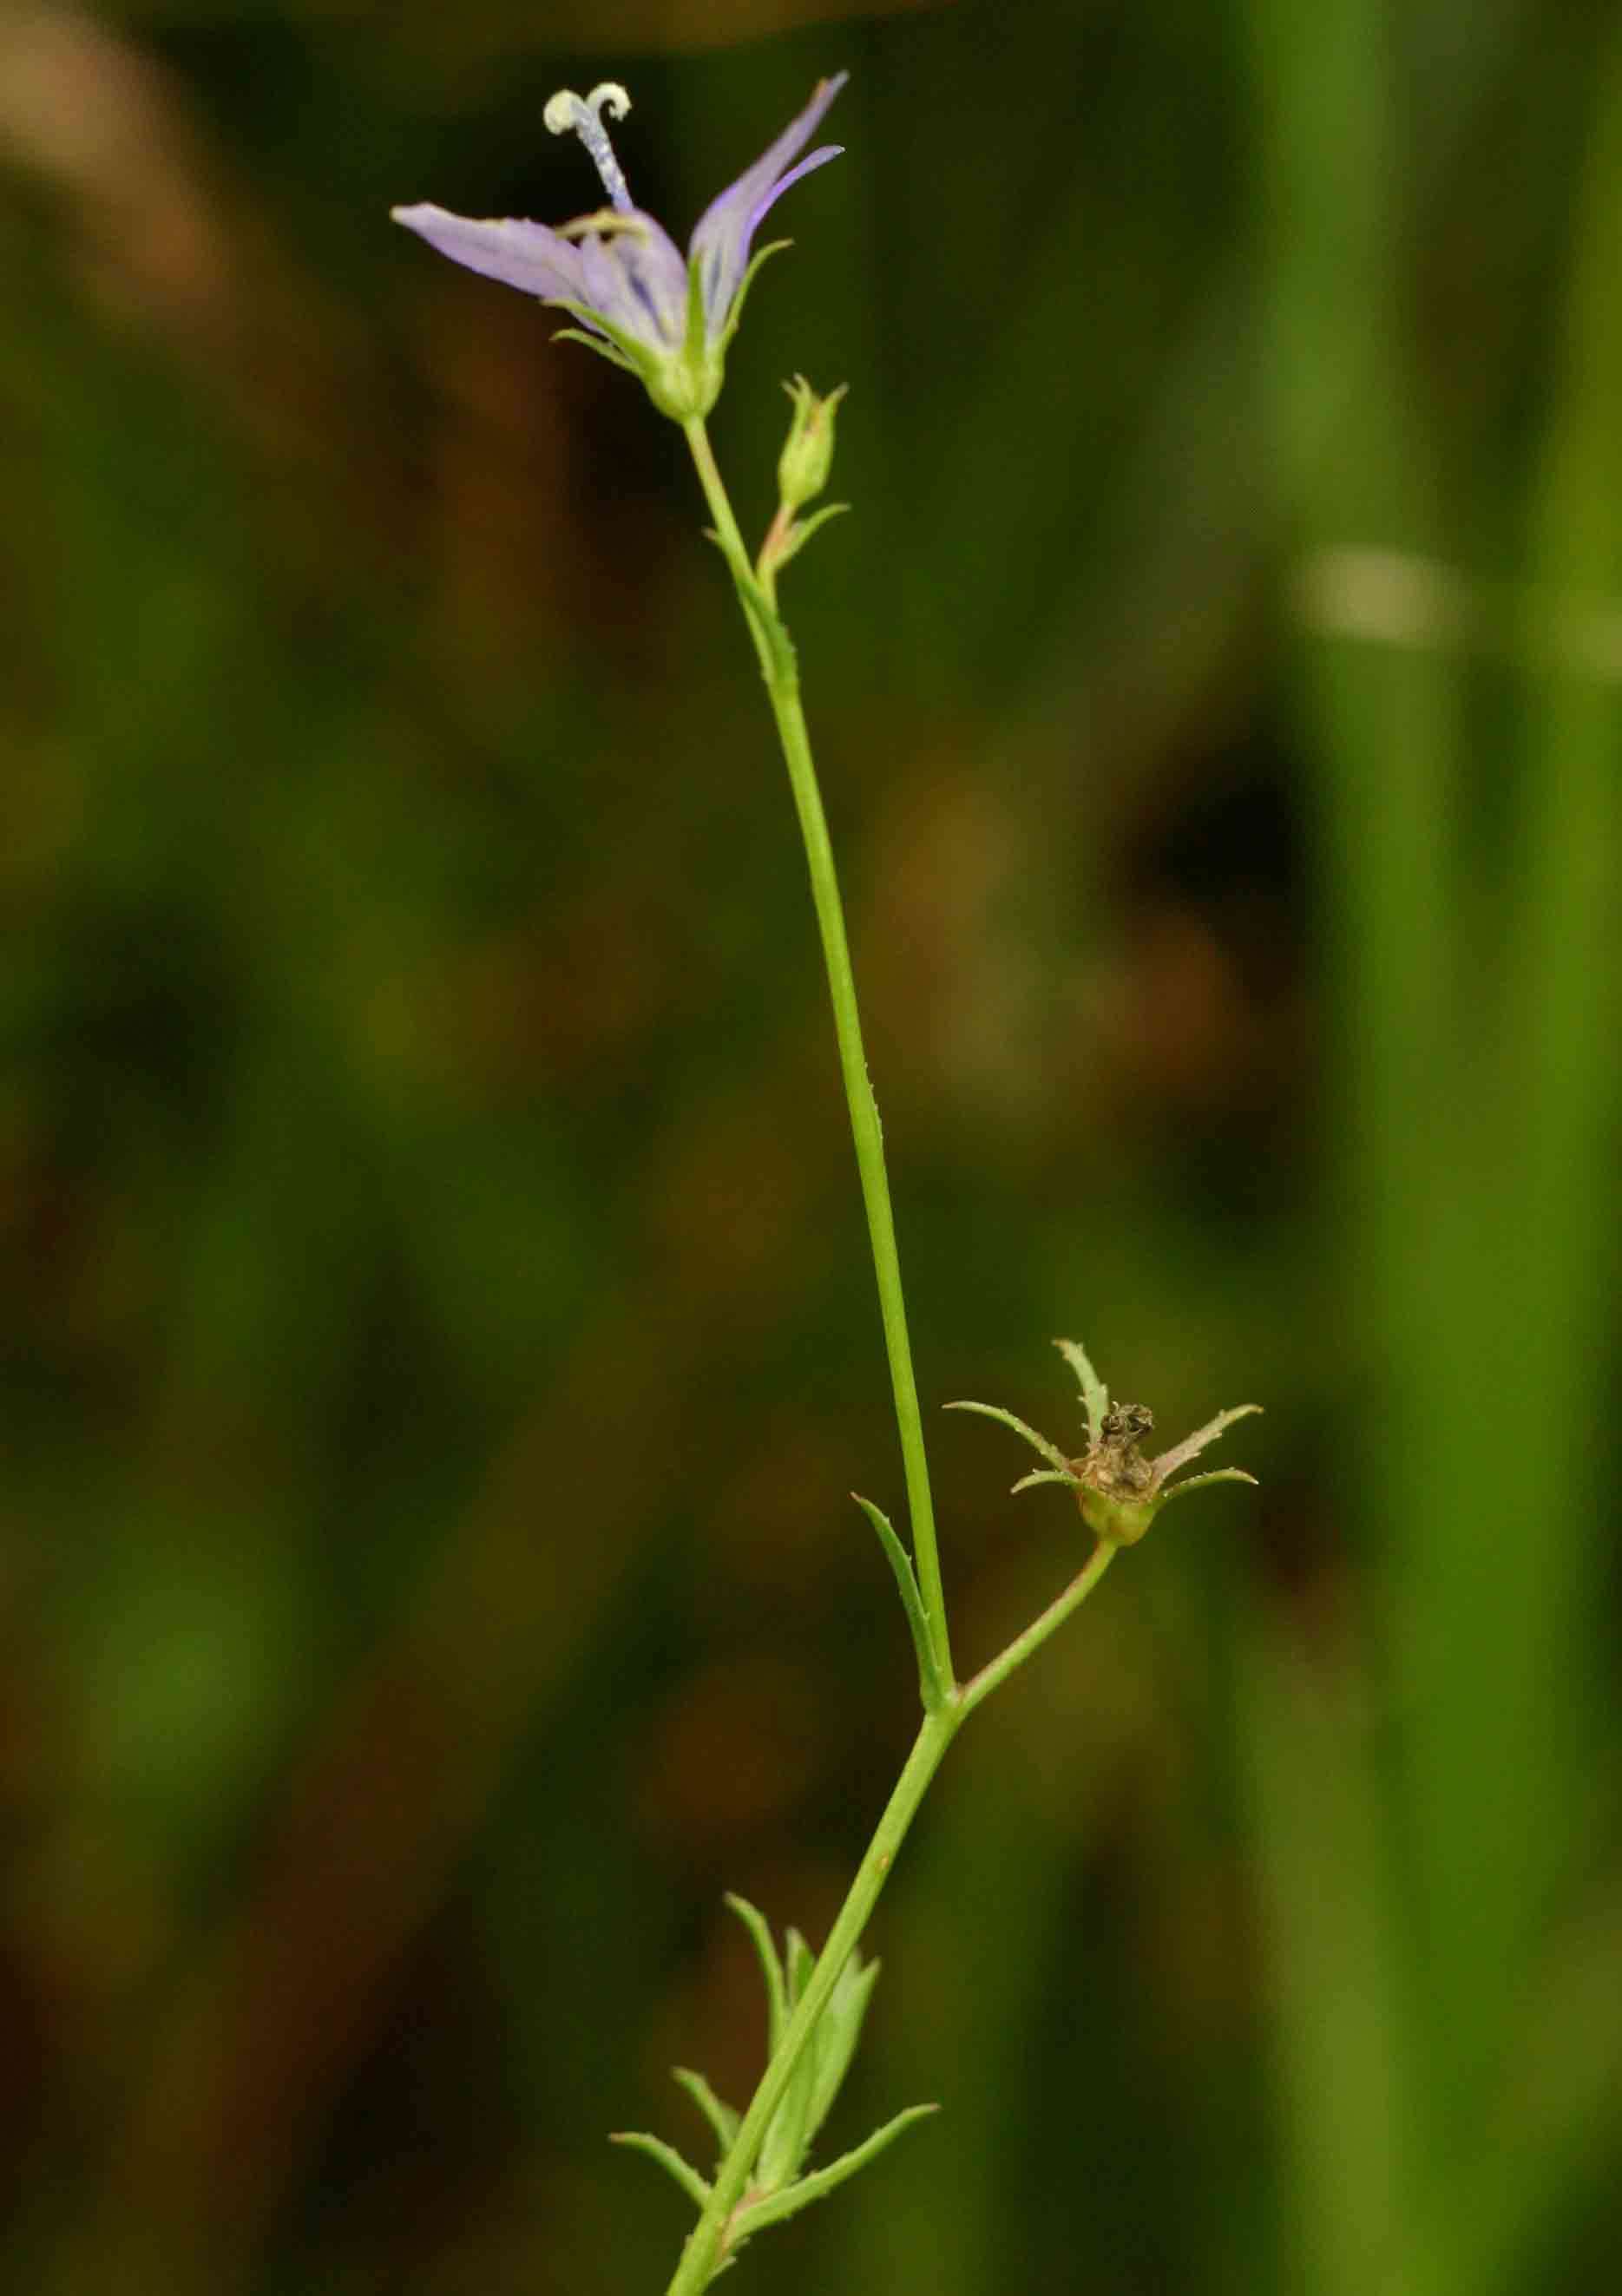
<box><xmin>1389</xmin><ymin>1878</ymin><xmax>1622</xmax><ymax>2296</ymax></box>
<box><xmin>1240</xmin><ymin>1619</ymin><xmax>1414</xmax><ymax>2296</ymax></box>
<box><xmin>1244</xmin><ymin>9</ymin><xmax>1621</xmax><ymax>2292</ymax></box>
<box><xmin>1242</xmin><ymin>0</ymin><xmax>1469</xmax><ymax>2179</ymax></box>
<box><xmin>1374</xmin><ymin>8</ymin><xmax>1622</xmax><ymax>2168</ymax></box>
<box><xmin>1493</xmin><ymin>11</ymin><xmax>1622</xmax><ymax>1939</ymax></box>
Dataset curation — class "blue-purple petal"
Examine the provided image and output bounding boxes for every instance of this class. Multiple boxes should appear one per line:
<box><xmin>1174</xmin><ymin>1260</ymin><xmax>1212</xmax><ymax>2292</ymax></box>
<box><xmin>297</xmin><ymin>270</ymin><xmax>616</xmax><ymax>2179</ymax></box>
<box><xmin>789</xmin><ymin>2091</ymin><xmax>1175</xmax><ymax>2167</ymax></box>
<box><xmin>753</xmin><ymin>145</ymin><xmax>844</xmax><ymax>223</ymax></box>
<box><xmin>575</xmin><ymin>214</ymin><xmax>690</xmax><ymax>347</ymax></box>
<box><xmin>391</xmin><ymin>203</ymin><xmax>585</xmax><ymax>303</ymax></box>
<box><xmin>687</xmin><ymin>72</ymin><xmax>847</xmax><ymax>331</ymax></box>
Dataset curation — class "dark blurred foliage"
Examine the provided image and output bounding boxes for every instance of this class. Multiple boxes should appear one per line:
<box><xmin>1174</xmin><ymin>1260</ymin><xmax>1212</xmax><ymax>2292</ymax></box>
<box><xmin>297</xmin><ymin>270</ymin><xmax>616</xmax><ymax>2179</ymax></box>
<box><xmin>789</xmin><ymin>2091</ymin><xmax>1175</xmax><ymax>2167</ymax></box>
<box><xmin>3</xmin><ymin>2</ymin><xmax>1619</xmax><ymax>2292</ymax></box>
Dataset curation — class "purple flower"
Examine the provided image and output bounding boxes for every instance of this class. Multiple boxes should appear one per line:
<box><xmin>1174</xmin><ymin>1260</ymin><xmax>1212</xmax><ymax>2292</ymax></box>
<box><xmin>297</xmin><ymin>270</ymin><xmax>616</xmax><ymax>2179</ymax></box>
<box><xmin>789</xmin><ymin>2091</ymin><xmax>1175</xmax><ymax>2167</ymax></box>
<box><xmin>392</xmin><ymin>74</ymin><xmax>846</xmax><ymax>423</ymax></box>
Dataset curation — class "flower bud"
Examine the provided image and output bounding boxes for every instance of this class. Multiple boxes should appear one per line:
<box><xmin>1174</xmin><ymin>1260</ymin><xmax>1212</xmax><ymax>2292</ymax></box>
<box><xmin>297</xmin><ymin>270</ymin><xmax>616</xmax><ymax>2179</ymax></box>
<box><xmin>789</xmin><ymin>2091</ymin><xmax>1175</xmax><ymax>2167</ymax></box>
<box><xmin>778</xmin><ymin>376</ymin><xmax>847</xmax><ymax>512</ymax></box>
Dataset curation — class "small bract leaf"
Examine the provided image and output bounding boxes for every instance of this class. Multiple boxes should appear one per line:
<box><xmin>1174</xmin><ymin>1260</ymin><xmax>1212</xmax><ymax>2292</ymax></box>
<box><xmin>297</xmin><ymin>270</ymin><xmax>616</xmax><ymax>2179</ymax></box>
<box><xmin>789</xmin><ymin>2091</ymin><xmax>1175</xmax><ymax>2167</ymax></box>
<box><xmin>723</xmin><ymin>1893</ymin><xmax>787</xmax><ymax>2047</ymax></box>
<box><xmin>733</xmin><ymin>2102</ymin><xmax>941</xmax><ymax>2236</ymax></box>
<box><xmin>771</xmin><ymin>502</ymin><xmax>851</xmax><ymax>571</ymax></box>
<box><xmin>671</xmin><ymin>2065</ymin><xmax>739</xmax><ymax>2154</ymax></box>
<box><xmin>852</xmin><ymin>1493</ymin><xmax>945</xmax><ymax>1710</ymax></box>
<box><xmin>608</xmin><ymin>2130</ymin><xmax>711</xmax><ymax>2210</ymax></box>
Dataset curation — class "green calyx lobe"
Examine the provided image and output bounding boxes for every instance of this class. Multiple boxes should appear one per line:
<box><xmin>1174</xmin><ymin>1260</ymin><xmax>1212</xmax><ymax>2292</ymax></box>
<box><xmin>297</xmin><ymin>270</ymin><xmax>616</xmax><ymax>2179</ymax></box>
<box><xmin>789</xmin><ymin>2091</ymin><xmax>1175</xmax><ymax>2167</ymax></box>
<box><xmin>563</xmin><ymin>241</ymin><xmax>794</xmax><ymax>423</ymax></box>
<box><xmin>949</xmin><ymin>1342</ymin><xmax>1260</xmax><ymax>1550</ymax></box>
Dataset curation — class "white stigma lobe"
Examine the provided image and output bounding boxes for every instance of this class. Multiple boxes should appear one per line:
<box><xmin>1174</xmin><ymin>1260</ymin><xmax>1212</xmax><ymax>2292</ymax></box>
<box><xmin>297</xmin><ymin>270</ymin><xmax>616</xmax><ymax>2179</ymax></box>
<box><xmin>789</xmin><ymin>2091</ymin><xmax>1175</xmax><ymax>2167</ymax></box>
<box><xmin>543</xmin><ymin>83</ymin><xmax>634</xmax><ymax>213</ymax></box>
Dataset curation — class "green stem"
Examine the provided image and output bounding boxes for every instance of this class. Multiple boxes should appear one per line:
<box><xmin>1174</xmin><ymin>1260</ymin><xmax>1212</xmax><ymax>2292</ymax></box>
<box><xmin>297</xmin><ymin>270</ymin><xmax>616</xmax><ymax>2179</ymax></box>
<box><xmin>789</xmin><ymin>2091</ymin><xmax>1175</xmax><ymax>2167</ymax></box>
<box><xmin>654</xmin><ymin>1536</ymin><xmax>1120</xmax><ymax>2294</ymax></box>
<box><xmin>660</xmin><ymin>418</ymin><xmax>1125</xmax><ymax>2296</ymax></box>
<box><xmin>682</xmin><ymin>415</ymin><xmax>954</xmax><ymax>1693</ymax></box>
<box><xmin>956</xmin><ymin>1540</ymin><xmax>1116</xmax><ymax>1719</ymax></box>
<box><xmin>660</xmin><ymin>1705</ymin><xmax>961</xmax><ymax>2296</ymax></box>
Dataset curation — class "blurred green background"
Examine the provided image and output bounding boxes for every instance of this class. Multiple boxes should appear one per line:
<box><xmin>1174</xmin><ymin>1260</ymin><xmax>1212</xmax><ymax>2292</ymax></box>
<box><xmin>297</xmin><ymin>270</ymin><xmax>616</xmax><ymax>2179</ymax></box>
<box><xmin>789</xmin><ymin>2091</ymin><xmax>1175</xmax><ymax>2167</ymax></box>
<box><xmin>3</xmin><ymin>1</ymin><xmax>1619</xmax><ymax>2290</ymax></box>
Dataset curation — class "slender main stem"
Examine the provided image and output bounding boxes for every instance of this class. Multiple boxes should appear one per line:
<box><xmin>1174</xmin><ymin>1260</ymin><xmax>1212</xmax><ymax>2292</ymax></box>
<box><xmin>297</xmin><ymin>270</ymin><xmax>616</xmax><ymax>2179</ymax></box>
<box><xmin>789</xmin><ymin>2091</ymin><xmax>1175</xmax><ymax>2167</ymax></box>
<box><xmin>660</xmin><ymin>419</ymin><xmax>1123</xmax><ymax>2296</ymax></box>
<box><xmin>660</xmin><ymin>1705</ymin><xmax>960</xmax><ymax>2296</ymax></box>
<box><xmin>682</xmin><ymin>416</ymin><xmax>953</xmax><ymax>1693</ymax></box>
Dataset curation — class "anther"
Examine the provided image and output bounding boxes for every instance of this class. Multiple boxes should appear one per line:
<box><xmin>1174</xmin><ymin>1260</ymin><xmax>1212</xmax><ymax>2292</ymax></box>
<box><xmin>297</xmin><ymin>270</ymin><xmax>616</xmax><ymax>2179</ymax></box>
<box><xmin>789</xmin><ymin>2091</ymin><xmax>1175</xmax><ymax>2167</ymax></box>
<box><xmin>543</xmin><ymin>82</ymin><xmax>634</xmax><ymax>214</ymax></box>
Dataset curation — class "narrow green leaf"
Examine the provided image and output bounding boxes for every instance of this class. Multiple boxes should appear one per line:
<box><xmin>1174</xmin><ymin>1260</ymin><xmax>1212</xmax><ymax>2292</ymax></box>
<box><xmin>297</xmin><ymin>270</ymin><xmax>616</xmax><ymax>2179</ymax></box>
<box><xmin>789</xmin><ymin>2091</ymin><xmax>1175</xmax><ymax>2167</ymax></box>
<box><xmin>608</xmin><ymin>2130</ymin><xmax>712</xmax><ymax>2211</ymax></box>
<box><xmin>1011</xmin><ymin>1466</ymin><xmax>1081</xmax><ymax>1495</ymax></box>
<box><xmin>1054</xmin><ymin>1339</ymin><xmax>1110</xmax><ymax>1444</ymax></box>
<box><xmin>944</xmin><ymin>1399</ymin><xmax>1074</xmax><ymax>1475</ymax></box>
<box><xmin>723</xmin><ymin>1893</ymin><xmax>786</xmax><ymax>2047</ymax></box>
<box><xmin>852</xmin><ymin>1493</ymin><xmax>945</xmax><ymax>1710</ymax></box>
<box><xmin>671</xmin><ymin>2066</ymin><xmax>739</xmax><ymax>2154</ymax></box>
<box><xmin>733</xmin><ymin>2103</ymin><xmax>941</xmax><ymax>2235</ymax></box>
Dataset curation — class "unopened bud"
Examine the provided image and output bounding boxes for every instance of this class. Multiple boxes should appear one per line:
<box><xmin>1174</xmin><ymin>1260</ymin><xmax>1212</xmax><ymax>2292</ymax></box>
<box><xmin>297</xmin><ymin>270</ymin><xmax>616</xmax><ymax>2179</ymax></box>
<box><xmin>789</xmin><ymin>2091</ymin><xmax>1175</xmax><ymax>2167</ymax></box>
<box><xmin>778</xmin><ymin>375</ymin><xmax>847</xmax><ymax>513</ymax></box>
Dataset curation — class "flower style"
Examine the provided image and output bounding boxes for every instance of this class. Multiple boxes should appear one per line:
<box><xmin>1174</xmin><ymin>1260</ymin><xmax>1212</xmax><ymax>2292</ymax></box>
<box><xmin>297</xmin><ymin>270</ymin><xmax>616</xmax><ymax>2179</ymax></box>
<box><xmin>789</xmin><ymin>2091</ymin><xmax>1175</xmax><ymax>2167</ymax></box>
<box><xmin>948</xmin><ymin>1340</ymin><xmax>1260</xmax><ymax>1548</ymax></box>
<box><xmin>392</xmin><ymin>74</ymin><xmax>847</xmax><ymax>423</ymax></box>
